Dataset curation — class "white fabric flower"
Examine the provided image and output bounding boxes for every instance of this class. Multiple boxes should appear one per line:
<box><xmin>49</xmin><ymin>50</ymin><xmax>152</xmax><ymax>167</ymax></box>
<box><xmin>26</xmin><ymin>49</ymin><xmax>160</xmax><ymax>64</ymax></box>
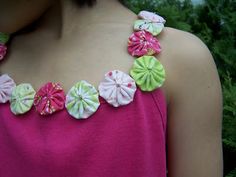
<box><xmin>138</xmin><ymin>10</ymin><xmax>166</xmax><ymax>24</ymax></box>
<box><xmin>0</xmin><ymin>74</ymin><xmax>16</xmax><ymax>103</ymax></box>
<box><xmin>98</xmin><ymin>70</ymin><xmax>137</xmax><ymax>107</ymax></box>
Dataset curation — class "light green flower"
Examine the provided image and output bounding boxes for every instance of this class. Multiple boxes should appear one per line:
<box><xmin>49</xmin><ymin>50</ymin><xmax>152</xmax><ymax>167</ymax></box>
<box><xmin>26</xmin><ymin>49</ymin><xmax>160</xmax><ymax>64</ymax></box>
<box><xmin>130</xmin><ymin>56</ymin><xmax>165</xmax><ymax>91</ymax></box>
<box><xmin>65</xmin><ymin>80</ymin><xmax>100</xmax><ymax>119</ymax></box>
<box><xmin>134</xmin><ymin>20</ymin><xmax>164</xmax><ymax>36</ymax></box>
<box><xmin>0</xmin><ymin>32</ymin><xmax>10</xmax><ymax>44</ymax></box>
<box><xmin>10</xmin><ymin>83</ymin><xmax>36</xmax><ymax>115</ymax></box>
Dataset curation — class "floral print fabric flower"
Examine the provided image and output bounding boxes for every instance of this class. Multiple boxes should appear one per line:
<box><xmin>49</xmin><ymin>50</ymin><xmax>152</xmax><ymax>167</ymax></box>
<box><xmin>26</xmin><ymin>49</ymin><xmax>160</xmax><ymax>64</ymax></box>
<box><xmin>34</xmin><ymin>82</ymin><xmax>66</xmax><ymax>115</ymax></box>
<box><xmin>0</xmin><ymin>44</ymin><xmax>7</xmax><ymax>60</ymax></box>
<box><xmin>128</xmin><ymin>30</ymin><xmax>161</xmax><ymax>57</ymax></box>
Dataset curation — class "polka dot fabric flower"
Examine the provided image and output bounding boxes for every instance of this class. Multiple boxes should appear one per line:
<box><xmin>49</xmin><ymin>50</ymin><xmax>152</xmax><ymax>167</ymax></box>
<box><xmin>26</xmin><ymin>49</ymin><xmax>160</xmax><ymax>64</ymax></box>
<box><xmin>138</xmin><ymin>10</ymin><xmax>166</xmax><ymax>24</ymax></box>
<box><xmin>98</xmin><ymin>70</ymin><xmax>137</xmax><ymax>107</ymax></box>
<box><xmin>130</xmin><ymin>56</ymin><xmax>165</xmax><ymax>91</ymax></box>
<box><xmin>34</xmin><ymin>82</ymin><xmax>66</xmax><ymax>115</ymax></box>
<box><xmin>134</xmin><ymin>20</ymin><xmax>164</xmax><ymax>36</ymax></box>
<box><xmin>0</xmin><ymin>74</ymin><xmax>16</xmax><ymax>103</ymax></box>
<box><xmin>128</xmin><ymin>30</ymin><xmax>161</xmax><ymax>57</ymax></box>
<box><xmin>65</xmin><ymin>80</ymin><xmax>100</xmax><ymax>119</ymax></box>
<box><xmin>10</xmin><ymin>83</ymin><xmax>36</xmax><ymax>115</ymax></box>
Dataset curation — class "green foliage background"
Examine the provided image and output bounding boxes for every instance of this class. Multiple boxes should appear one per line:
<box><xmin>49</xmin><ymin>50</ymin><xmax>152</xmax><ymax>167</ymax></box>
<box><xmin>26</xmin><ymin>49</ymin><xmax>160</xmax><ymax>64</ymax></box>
<box><xmin>122</xmin><ymin>0</ymin><xmax>236</xmax><ymax>176</ymax></box>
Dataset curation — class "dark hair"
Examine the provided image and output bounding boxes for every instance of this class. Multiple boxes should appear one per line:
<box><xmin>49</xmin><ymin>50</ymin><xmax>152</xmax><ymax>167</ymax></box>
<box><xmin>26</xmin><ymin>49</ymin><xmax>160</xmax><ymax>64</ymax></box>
<box><xmin>74</xmin><ymin>0</ymin><xmax>97</xmax><ymax>6</ymax></box>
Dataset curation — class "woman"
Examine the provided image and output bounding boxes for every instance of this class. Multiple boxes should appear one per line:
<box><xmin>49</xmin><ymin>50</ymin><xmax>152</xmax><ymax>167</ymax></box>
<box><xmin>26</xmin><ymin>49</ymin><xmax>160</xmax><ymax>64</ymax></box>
<box><xmin>0</xmin><ymin>0</ymin><xmax>223</xmax><ymax>176</ymax></box>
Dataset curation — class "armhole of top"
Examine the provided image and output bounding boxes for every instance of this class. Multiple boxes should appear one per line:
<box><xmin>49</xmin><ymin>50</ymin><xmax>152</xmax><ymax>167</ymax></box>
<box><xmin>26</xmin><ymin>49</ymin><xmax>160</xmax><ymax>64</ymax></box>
<box><xmin>151</xmin><ymin>87</ymin><xmax>168</xmax><ymax>136</ymax></box>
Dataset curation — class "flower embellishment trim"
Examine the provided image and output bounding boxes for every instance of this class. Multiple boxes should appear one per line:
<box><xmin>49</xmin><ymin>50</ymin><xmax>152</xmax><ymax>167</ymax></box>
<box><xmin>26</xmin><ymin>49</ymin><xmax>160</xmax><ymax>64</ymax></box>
<box><xmin>0</xmin><ymin>10</ymin><xmax>166</xmax><ymax>120</ymax></box>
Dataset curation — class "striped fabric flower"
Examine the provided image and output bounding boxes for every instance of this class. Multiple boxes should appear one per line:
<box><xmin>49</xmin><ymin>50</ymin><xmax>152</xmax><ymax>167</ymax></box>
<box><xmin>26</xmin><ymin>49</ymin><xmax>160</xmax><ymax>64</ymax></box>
<box><xmin>65</xmin><ymin>80</ymin><xmax>100</xmax><ymax>119</ymax></box>
<box><xmin>128</xmin><ymin>30</ymin><xmax>161</xmax><ymax>57</ymax></box>
<box><xmin>34</xmin><ymin>82</ymin><xmax>66</xmax><ymax>115</ymax></box>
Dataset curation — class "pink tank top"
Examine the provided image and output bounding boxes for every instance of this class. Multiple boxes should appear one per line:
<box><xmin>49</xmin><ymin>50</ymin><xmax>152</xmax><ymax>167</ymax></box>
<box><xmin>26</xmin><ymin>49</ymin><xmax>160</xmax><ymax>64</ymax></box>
<box><xmin>0</xmin><ymin>87</ymin><xmax>167</xmax><ymax>177</ymax></box>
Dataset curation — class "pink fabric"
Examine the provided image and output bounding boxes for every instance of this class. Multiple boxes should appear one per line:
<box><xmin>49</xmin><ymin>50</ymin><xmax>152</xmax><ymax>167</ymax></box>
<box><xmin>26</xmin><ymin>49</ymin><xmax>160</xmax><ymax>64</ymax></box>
<box><xmin>34</xmin><ymin>82</ymin><xmax>65</xmax><ymax>115</ymax></box>
<box><xmin>128</xmin><ymin>30</ymin><xmax>161</xmax><ymax>57</ymax></box>
<box><xmin>0</xmin><ymin>44</ymin><xmax>7</xmax><ymax>60</ymax></box>
<box><xmin>0</xmin><ymin>88</ymin><xmax>167</xmax><ymax>177</ymax></box>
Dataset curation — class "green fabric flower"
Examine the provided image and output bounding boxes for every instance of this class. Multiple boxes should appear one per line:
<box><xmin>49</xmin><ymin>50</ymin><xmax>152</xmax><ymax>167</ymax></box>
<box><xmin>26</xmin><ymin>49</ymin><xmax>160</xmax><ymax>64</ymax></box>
<box><xmin>0</xmin><ymin>32</ymin><xmax>10</xmax><ymax>44</ymax></box>
<box><xmin>130</xmin><ymin>56</ymin><xmax>165</xmax><ymax>91</ymax></box>
<box><xmin>134</xmin><ymin>20</ymin><xmax>164</xmax><ymax>36</ymax></box>
<box><xmin>65</xmin><ymin>80</ymin><xmax>100</xmax><ymax>119</ymax></box>
<box><xmin>10</xmin><ymin>83</ymin><xmax>36</xmax><ymax>115</ymax></box>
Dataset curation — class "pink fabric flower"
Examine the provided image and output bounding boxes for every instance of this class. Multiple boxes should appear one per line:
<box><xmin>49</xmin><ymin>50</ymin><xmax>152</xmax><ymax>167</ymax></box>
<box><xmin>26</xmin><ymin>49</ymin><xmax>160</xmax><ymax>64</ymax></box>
<box><xmin>34</xmin><ymin>82</ymin><xmax>66</xmax><ymax>115</ymax></box>
<box><xmin>138</xmin><ymin>10</ymin><xmax>166</xmax><ymax>24</ymax></box>
<box><xmin>0</xmin><ymin>44</ymin><xmax>7</xmax><ymax>60</ymax></box>
<box><xmin>128</xmin><ymin>30</ymin><xmax>161</xmax><ymax>57</ymax></box>
<box><xmin>0</xmin><ymin>74</ymin><xmax>16</xmax><ymax>103</ymax></box>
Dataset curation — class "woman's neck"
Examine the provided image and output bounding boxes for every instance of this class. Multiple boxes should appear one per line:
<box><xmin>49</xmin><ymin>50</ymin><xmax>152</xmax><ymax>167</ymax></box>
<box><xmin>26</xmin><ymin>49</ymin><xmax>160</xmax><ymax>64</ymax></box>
<box><xmin>34</xmin><ymin>0</ymin><xmax>136</xmax><ymax>40</ymax></box>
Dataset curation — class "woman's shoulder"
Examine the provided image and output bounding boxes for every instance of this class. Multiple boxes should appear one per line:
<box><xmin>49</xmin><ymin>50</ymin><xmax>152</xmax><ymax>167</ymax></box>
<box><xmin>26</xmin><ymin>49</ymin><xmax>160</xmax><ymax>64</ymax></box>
<box><xmin>158</xmin><ymin>27</ymin><xmax>221</xmax><ymax>105</ymax></box>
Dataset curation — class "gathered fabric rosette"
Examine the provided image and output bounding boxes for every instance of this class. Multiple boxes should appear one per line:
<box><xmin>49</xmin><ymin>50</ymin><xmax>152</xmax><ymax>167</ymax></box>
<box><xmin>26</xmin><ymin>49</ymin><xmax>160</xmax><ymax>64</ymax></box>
<box><xmin>0</xmin><ymin>74</ymin><xmax>16</xmax><ymax>103</ymax></box>
<box><xmin>0</xmin><ymin>44</ymin><xmax>7</xmax><ymax>60</ymax></box>
<box><xmin>128</xmin><ymin>30</ymin><xmax>161</xmax><ymax>57</ymax></box>
<box><xmin>98</xmin><ymin>70</ymin><xmax>137</xmax><ymax>107</ymax></box>
<box><xmin>65</xmin><ymin>80</ymin><xmax>100</xmax><ymax>119</ymax></box>
<box><xmin>10</xmin><ymin>83</ymin><xmax>36</xmax><ymax>115</ymax></box>
<box><xmin>130</xmin><ymin>56</ymin><xmax>165</xmax><ymax>91</ymax></box>
<box><xmin>134</xmin><ymin>19</ymin><xmax>164</xmax><ymax>36</ymax></box>
<box><xmin>34</xmin><ymin>82</ymin><xmax>66</xmax><ymax>115</ymax></box>
<box><xmin>0</xmin><ymin>32</ymin><xmax>10</xmax><ymax>44</ymax></box>
<box><xmin>0</xmin><ymin>32</ymin><xmax>10</xmax><ymax>60</ymax></box>
<box><xmin>138</xmin><ymin>10</ymin><xmax>166</xmax><ymax>24</ymax></box>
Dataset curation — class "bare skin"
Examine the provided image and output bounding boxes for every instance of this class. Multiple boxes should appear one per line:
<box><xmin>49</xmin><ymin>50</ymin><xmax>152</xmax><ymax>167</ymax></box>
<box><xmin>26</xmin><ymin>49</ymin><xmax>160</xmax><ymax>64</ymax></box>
<box><xmin>0</xmin><ymin>0</ymin><xmax>223</xmax><ymax>176</ymax></box>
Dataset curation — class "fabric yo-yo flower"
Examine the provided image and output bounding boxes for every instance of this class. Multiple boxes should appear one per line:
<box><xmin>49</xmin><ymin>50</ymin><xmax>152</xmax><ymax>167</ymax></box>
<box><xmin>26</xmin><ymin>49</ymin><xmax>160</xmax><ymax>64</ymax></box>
<box><xmin>10</xmin><ymin>83</ymin><xmax>36</xmax><ymax>115</ymax></box>
<box><xmin>0</xmin><ymin>32</ymin><xmax>10</xmax><ymax>44</ymax></box>
<box><xmin>138</xmin><ymin>10</ymin><xmax>166</xmax><ymax>24</ymax></box>
<box><xmin>134</xmin><ymin>20</ymin><xmax>164</xmax><ymax>36</ymax></box>
<box><xmin>0</xmin><ymin>44</ymin><xmax>7</xmax><ymax>61</ymax></box>
<box><xmin>98</xmin><ymin>70</ymin><xmax>137</xmax><ymax>107</ymax></box>
<box><xmin>0</xmin><ymin>74</ymin><xmax>16</xmax><ymax>103</ymax></box>
<box><xmin>130</xmin><ymin>56</ymin><xmax>165</xmax><ymax>91</ymax></box>
<box><xmin>65</xmin><ymin>80</ymin><xmax>100</xmax><ymax>119</ymax></box>
<box><xmin>34</xmin><ymin>82</ymin><xmax>66</xmax><ymax>115</ymax></box>
<box><xmin>128</xmin><ymin>30</ymin><xmax>161</xmax><ymax>57</ymax></box>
